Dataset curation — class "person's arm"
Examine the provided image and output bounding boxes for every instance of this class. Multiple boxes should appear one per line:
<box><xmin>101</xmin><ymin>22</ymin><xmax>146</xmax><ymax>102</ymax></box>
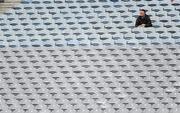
<box><xmin>135</xmin><ymin>17</ymin><xmax>141</xmax><ymax>27</ymax></box>
<box><xmin>145</xmin><ymin>16</ymin><xmax>152</xmax><ymax>27</ymax></box>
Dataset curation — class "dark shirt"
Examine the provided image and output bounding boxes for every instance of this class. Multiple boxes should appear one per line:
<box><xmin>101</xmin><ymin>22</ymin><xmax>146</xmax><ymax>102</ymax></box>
<box><xmin>135</xmin><ymin>14</ymin><xmax>152</xmax><ymax>27</ymax></box>
<box><xmin>0</xmin><ymin>0</ymin><xmax>4</xmax><ymax>3</ymax></box>
<box><xmin>110</xmin><ymin>0</ymin><xmax>119</xmax><ymax>2</ymax></box>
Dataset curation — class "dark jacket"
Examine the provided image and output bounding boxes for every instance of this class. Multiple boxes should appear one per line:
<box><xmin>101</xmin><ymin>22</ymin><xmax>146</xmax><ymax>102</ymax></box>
<box><xmin>110</xmin><ymin>0</ymin><xmax>119</xmax><ymax>2</ymax></box>
<box><xmin>135</xmin><ymin>14</ymin><xmax>152</xmax><ymax>27</ymax></box>
<box><xmin>0</xmin><ymin>0</ymin><xmax>4</xmax><ymax>3</ymax></box>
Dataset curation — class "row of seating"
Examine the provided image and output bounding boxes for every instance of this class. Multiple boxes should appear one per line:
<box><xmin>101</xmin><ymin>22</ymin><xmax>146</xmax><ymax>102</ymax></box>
<box><xmin>0</xmin><ymin>45</ymin><xmax>180</xmax><ymax>113</ymax></box>
<box><xmin>0</xmin><ymin>0</ymin><xmax>179</xmax><ymax>48</ymax></box>
<box><xmin>21</xmin><ymin>0</ymin><xmax>180</xmax><ymax>6</ymax></box>
<box><xmin>0</xmin><ymin>31</ymin><xmax>180</xmax><ymax>48</ymax></box>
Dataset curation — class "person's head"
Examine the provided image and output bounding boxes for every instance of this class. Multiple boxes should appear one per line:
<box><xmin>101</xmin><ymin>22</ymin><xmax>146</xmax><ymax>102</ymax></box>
<box><xmin>139</xmin><ymin>9</ymin><xmax>146</xmax><ymax>17</ymax></box>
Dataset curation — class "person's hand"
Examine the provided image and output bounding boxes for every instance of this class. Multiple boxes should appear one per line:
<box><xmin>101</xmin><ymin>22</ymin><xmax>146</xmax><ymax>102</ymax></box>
<box><xmin>138</xmin><ymin>24</ymin><xmax>145</xmax><ymax>27</ymax></box>
<box><xmin>138</xmin><ymin>24</ymin><xmax>143</xmax><ymax>27</ymax></box>
<box><xmin>141</xmin><ymin>24</ymin><xmax>145</xmax><ymax>27</ymax></box>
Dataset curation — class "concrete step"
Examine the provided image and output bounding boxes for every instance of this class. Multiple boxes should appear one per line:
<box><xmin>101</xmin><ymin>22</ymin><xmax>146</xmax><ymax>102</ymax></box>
<box><xmin>0</xmin><ymin>3</ymin><xmax>17</xmax><ymax>8</ymax></box>
<box><xmin>0</xmin><ymin>0</ymin><xmax>21</xmax><ymax>14</ymax></box>
<box><xmin>5</xmin><ymin>0</ymin><xmax>20</xmax><ymax>2</ymax></box>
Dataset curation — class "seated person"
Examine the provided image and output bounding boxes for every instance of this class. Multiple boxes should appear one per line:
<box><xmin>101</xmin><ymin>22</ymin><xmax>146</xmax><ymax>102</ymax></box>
<box><xmin>135</xmin><ymin>9</ymin><xmax>152</xmax><ymax>27</ymax></box>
